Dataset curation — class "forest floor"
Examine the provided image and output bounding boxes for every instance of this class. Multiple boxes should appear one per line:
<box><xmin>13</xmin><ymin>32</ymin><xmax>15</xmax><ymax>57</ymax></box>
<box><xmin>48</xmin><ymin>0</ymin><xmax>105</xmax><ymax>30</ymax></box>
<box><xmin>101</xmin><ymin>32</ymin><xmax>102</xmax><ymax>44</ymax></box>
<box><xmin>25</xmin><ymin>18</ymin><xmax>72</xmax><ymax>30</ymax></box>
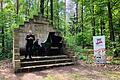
<box><xmin>0</xmin><ymin>59</ymin><xmax>120</xmax><ymax>80</ymax></box>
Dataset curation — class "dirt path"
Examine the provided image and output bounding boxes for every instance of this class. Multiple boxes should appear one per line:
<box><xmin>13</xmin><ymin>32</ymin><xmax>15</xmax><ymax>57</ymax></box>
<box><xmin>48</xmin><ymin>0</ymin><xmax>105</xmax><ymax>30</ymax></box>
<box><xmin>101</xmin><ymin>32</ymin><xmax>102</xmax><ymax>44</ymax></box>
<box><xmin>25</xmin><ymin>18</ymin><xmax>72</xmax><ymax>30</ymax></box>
<box><xmin>0</xmin><ymin>59</ymin><xmax>120</xmax><ymax>80</ymax></box>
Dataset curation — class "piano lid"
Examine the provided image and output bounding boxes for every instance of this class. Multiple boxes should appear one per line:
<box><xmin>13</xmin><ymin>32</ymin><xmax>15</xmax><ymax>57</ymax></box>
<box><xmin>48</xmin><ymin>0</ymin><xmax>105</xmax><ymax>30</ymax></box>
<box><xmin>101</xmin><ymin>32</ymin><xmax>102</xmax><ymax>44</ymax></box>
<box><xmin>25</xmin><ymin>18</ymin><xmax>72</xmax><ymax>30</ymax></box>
<box><xmin>42</xmin><ymin>32</ymin><xmax>62</xmax><ymax>44</ymax></box>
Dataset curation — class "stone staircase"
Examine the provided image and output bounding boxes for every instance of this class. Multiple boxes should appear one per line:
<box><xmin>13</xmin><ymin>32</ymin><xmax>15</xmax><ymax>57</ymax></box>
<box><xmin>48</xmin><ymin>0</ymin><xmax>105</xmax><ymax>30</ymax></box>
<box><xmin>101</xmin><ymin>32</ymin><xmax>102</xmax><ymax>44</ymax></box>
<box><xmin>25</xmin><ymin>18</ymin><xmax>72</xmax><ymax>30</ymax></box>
<box><xmin>16</xmin><ymin>55</ymin><xmax>74</xmax><ymax>72</ymax></box>
<box><xmin>13</xmin><ymin>13</ymin><xmax>77</xmax><ymax>73</ymax></box>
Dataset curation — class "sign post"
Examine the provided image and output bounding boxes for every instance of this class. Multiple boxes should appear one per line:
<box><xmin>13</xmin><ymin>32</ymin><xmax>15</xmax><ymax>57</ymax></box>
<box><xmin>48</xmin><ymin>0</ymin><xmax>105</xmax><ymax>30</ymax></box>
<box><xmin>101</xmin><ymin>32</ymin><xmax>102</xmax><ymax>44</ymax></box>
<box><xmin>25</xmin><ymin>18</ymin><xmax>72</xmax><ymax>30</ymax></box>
<box><xmin>93</xmin><ymin>36</ymin><xmax>106</xmax><ymax>64</ymax></box>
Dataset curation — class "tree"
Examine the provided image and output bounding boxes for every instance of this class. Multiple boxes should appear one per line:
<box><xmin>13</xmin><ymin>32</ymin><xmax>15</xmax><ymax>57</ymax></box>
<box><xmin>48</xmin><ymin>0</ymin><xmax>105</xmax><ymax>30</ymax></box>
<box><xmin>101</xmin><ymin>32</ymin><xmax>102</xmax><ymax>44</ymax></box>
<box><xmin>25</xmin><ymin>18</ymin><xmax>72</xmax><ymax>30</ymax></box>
<box><xmin>46</xmin><ymin>0</ymin><xmax>49</xmax><ymax>18</ymax></box>
<box><xmin>56</xmin><ymin>0</ymin><xmax>59</xmax><ymax>29</ymax></box>
<box><xmin>81</xmin><ymin>0</ymin><xmax>84</xmax><ymax>48</ymax></box>
<box><xmin>91</xmin><ymin>0</ymin><xmax>95</xmax><ymax>36</ymax></box>
<box><xmin>0</xmin><ymin>0</ymin><xmax>120</xmax><ymax>60</ymax></box>
<box><xmin>107</xmin><ymin>0</ymin><xmax>115</xmax><ymax>42</ymax></box>
<box><xmin>40</xmin><ymin>0</ymin><xmax>44</xmax><ymax>16</ymax></box>
<box><xmin>50</xmin><ymin>0</ymin><xmax>53</xmax><ymax>25</ymax></box>
<box><xmin>16</xmin><ymin>0</ymin><xmax>19</xmax><ymax>14</ymax></box>
<box><xmin>1</xmin><ymin>0</ymin><xmax>5</xmax><ymax>54</ymax></box>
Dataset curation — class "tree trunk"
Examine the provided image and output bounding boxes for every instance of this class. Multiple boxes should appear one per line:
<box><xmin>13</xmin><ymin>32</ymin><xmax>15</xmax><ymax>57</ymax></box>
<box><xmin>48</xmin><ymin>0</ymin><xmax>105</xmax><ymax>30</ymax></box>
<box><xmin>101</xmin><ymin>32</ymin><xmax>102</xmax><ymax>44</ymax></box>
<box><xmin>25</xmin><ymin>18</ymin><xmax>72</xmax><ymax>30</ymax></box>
<box><xmin>76</xmin><ymin>0</ymin><xmax>78</xmax><ymax>23</ymax></box>
<box><xmin>28</xmin><ymin>0</ymin><xmax>30</xmax><ymax>16</ymax></box>
<box><xmin>1</xmin><ymin>1</ymin><xmax>4</xmax><ymax>53</ymax></box>
<box><xmin>64</xmin><ymin>0</ymin><xmax>67</xmax><ymax>35</ymax></box>
<box><xmin>25</xmin><ymin>0</ymin><xmax>29</xmax><ymax>20</ymax></box>
<box><xmin>81</xmin><ymin>0</ymin><xmax>84</xmax><ymax>49</ymax></box>
<box><xmin>100</xmin><ymin>19</ymin><xmax>103</xmax><ymax>35</ymax></box>
<box><xmin>40</xmin><ymin>0</ymin><xmax>44</xmax><ymax>16</ymax></box>
<box><xmin>50</xmin><ymin>0</ymin><xmax>53</xmax><ymax>25</ymax></box>
<box><xmin>16</xmin><ymin>0</ymin><xmax>19</xmax><ymax>14</ymax></box>
<box><xmin>118</xmin><ymin>33</ymin><xmax>120</xmax><ymax>43</ymax></box>
<box><xmin>100</xmin><ymin>0</ymin><xmax>103</xmax><ymax>36</ymax></box>
<box><xmin>56</xmin><ymin>0</ymin><xmax>59</xmax><ymax>29</ymax></box>
<box><xmin>118</xmin><ymin>19</ymin><xmax>120</xmax><ymax>43</ymax></box>
<box><xmin>46</xmin><ymin>0</ymin><xmax>49</xmax><ymax>18</ymax></box>
<box><xmin>91</xmin><ymin>0</ymin><xmax>95</xmax><ymax>36</ymax></box>
<box><xmin>107</xmin><ymin>0</ymin><xmax>115</xmax><ymax>41</ymax></box>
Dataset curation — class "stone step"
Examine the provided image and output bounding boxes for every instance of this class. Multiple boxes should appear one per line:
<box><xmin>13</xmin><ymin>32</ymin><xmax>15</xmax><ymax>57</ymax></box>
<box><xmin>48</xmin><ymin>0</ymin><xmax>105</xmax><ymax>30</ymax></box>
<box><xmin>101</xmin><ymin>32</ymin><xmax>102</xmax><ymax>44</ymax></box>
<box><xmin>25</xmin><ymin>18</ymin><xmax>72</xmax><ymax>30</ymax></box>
<box><xmin>20</xmin><ymin>55</ymin><xmax>68</xmax><ymax>62</ymax></box>
<box><xmin>33</xmin><ymin>20</ymin><xmax>49</xmax><ymax>25</ymax></box>
<box><xmin>20</xmin><ymin>50</ymin><xmax>62</xmax><ymax>56</ymax></box>
<box><xmin>17</xmin><ymin>62</ymin><xmax>74</xmax><ymax>73</ymax></box>
<box><xmin>21</xmin><ymin>58</ymin><xmax>72</xmax><ymax>67</ymax></box>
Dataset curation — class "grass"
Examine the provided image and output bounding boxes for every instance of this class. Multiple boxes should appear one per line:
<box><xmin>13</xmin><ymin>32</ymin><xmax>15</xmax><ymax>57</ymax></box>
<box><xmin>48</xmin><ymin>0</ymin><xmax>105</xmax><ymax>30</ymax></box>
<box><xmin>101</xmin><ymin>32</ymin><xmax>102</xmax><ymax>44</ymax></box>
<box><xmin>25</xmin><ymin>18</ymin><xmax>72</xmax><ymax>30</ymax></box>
<box><xmin>42</xmin><ymin>71</ymin><xmax>120</xmax><ymax>80</ymax></box>
<box><xmin>0</xmin><ymin>75</ymin><xmax>6</xmax><ymax>80</ymax></box>
<box><xmin>111</xmin><ymin>58</ymin><xmax>120</xmax><ymax>65</ymax></box>
<box><xmin>70</xmin><ymin>72</ymin><xmax>81</xmax><ymax>80</ymax></box>
<box><xmin>102</xmin><ymin>71</ymin><xmax>120</xmax><ymax>80</ymax></box>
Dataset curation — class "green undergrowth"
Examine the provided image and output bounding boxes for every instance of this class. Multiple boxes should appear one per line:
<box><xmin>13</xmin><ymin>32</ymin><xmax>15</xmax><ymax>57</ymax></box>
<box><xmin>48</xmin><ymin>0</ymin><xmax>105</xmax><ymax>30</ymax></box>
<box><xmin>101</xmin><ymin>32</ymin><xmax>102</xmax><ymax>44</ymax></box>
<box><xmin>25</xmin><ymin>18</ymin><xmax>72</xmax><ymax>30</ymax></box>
<box><xmin>110</xmin><ymin>57</ymin><xmax>120</xmax><ymax>65</ymax></box>
<box><xmin>67</xmin><ymin>44</ymin><xmax>120</xmax><ymax>64</ymax></box>
<box><xmin>67</xmin><ymin>44</ymin><xmax>94</xmax><ymax>63</ymax></box>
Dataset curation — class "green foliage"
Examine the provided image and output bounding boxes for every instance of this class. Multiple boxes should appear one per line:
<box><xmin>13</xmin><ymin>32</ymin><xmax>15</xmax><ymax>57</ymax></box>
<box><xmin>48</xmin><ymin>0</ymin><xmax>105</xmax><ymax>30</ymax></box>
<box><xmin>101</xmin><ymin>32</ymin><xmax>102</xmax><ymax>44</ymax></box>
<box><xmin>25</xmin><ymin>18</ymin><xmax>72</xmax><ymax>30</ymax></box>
<box><xmin>0</xmin><ymin>0</ymin><xmax>40</xmax><ymax>60</ymax></box>
<box><xmin>79</xmin><ymin>56</ymin><xmax>87</xmax><ymax>60</ymax></box>
<box><xmin>106</xmin><ymin>42</ymin><xmax>120</xmax><ymax>57</ymax></box>
<box><xmin>0</xmin><ymin>0</ymin><xmax>120</xmax><ymax>60</ymax></box>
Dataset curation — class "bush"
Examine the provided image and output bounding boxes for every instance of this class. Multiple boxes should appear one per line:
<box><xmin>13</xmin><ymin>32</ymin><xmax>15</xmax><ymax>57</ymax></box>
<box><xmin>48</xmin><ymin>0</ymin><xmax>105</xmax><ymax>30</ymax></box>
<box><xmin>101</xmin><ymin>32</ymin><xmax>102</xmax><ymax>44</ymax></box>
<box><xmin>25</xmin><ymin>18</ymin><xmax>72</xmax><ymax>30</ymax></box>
<box><xmin>79</xmin><ymin>56</ymin><xmax>87</xmax><ymax>60</ymax></box>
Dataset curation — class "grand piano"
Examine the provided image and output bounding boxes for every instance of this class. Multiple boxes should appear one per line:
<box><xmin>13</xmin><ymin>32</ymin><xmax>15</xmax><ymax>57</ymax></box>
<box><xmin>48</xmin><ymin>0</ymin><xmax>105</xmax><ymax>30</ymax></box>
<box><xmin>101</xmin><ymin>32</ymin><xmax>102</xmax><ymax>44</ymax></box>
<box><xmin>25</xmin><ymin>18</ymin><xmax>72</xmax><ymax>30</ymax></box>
<box><xmin>41</xmin><ymin>32</ymin><xmax>64</xmax><ymax>56</ymax></box>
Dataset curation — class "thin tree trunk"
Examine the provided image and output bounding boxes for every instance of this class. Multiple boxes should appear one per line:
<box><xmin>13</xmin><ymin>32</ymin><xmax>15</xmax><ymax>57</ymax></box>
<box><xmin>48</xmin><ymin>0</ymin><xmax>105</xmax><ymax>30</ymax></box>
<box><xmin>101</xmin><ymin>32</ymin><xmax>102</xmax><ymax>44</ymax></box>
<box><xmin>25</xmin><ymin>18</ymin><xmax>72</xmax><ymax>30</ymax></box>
<box><xmin>107</xmin><ymin>0</ymin><xmax>115</xmax><ymax>41</ymax></box>
<box><xmin>81</xmin><ymin>0</ymin><xmax>84</xmax><ymax>49</ymax></box>
<box><xmin>91</xmin><ymin>0</ymin><xmax>95</xmax><ymax>36</ymax></box>
<box><xmin>28</xmin><ymin>0</ymin><xmax>30</xmax><ymax>16</ymax></box>
<box><xmin>56</xmin><ymin>0</ymin><xmax>59</xmax><ymax>29</ymax></box>
<box><xmin>76</xmin><ymin>0</ymin><xmax>78</xmax><ymax>23</ymax></box>
<box><xmin>100</xmin><ymin>19</ymin><xmax>103</xmax><ymax>35</ymax></box>
<box><xmin>118</xmin><ymin>19</ymin><xmax>120</xmax><ymax>43</ymax></box>
<box><xmin>1</xmin><ymin>1</ymin><xmax>4</xmax><ymax>53</ymax></box>
<box><xmin>50</xmin><ymin>0</ymin><xmax>53</xmax><ymax>25</ymax></box>
<box><xmin>25</xmin><ymin>0</ymin><xmax>27</xmax><ymax>16</ymax></box>
<box><xmin>40</xmin><ymin>0</ymin><xmax>44</xmax><ymax>16</ymax></box>
<box><xmin>46</xmin><ymin>0</ymin><xmax>49</xmax><ymax>18</ymax></box>
<box><xmin>25</xmin><ymin>0</ymin><xmax>29</xmax><ymax>20</ymax></box>
<box><xmin>100</xmin><ymin>0</ymin><xmax>103</xmax><ymax>35</ymax></box>
<box><xmin>119</xmin><ymin>33</ymin><xmax>120</xmax><ymax>43</ymax></box>
<box><xmin>64</xmin><ymin>0</ymin><xmax>66</xmax><ymax>35</ymax></box>
<box><xmin>16</xmin><ymin>0</ymin><xmax>19</xmax><ymax>14</ymax></box>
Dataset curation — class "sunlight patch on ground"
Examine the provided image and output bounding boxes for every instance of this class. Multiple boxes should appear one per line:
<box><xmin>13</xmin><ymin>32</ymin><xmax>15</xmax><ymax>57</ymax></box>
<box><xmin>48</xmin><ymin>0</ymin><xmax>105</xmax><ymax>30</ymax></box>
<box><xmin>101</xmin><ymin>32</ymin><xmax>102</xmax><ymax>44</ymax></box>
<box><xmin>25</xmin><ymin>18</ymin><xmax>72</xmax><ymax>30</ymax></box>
<box><xmin>101</xmin><ymin>71</ymin><xmax>120</xmax><ymax>80</ymax></box>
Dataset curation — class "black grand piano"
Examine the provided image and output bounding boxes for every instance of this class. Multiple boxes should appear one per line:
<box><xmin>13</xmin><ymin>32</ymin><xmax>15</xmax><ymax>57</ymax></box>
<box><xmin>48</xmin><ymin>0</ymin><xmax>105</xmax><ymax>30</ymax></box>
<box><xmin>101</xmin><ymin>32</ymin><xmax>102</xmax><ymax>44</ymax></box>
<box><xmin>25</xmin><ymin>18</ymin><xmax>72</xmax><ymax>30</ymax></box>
<box><xmin>41</xmin><ymin>32</ymin><xmax>64</xmax><ymax>56</ymax></box>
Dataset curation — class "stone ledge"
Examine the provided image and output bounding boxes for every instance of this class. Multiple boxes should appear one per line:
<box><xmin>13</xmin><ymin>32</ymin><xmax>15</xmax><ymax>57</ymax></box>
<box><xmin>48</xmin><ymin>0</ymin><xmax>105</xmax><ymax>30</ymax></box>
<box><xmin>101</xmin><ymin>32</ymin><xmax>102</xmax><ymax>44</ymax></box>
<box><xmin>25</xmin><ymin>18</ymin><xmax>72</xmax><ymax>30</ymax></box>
<box><xmin>13</xmin><ymin>60</ymin><xmax>21</xmax><ymax>72</ymax></box>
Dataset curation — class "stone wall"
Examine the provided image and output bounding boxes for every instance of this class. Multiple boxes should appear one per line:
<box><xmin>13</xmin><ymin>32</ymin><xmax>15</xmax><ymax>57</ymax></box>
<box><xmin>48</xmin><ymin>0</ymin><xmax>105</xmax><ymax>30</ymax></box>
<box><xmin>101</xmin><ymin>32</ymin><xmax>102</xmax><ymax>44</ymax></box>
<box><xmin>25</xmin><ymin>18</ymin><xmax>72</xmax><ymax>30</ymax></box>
<box><xmin>13</xmin><ymin>29</ymin><xmax>21</xmax><ymax>71</ymax></box>
<box><xmin>13</xmin><ymin>17</ymin><xmax>56</xmax><ymax>72</ymax></box>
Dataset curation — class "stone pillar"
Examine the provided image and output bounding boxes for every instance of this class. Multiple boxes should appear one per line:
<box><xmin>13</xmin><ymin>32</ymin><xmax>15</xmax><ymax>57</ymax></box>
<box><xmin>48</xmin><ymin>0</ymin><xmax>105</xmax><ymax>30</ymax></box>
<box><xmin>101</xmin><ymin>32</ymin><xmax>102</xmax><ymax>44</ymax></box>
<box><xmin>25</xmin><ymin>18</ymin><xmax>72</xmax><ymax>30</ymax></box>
<box><xmin>72</xmin><ymin>56</ymin><xmax>78</xmax><ymax>65</ymax></box>
<box><xmin>13</xmin><ymin>30</ymin><xmax>20</xmax><ymax>72</ymax></box>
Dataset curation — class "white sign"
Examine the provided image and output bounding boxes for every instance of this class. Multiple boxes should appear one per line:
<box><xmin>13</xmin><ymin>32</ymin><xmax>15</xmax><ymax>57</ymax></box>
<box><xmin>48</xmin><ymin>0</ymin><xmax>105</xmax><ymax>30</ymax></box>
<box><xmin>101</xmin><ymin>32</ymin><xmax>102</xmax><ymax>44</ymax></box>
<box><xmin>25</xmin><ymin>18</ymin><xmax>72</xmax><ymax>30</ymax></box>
<box><xmin>93</xmin><ymin>36</ymin><xmax>106</xmax><ymax>64</ymax></box>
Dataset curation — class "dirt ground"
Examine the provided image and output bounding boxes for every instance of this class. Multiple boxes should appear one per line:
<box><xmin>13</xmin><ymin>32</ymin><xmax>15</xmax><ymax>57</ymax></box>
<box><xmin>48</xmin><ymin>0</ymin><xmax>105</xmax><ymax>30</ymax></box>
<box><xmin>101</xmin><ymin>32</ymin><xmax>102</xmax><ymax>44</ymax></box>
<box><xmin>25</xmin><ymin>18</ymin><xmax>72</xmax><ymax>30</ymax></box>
<box><xmin>0</xmin><ymin>59</ymin><xmax>120</xmax><ymax>80</ymax></box>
